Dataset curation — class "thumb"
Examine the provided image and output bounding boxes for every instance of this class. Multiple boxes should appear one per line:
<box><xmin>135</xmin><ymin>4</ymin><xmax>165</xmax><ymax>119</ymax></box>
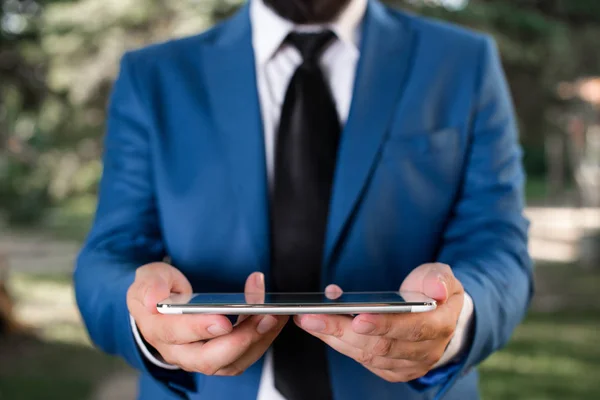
<box><xmin>244</xmin><ymin>272</ymin><xmax>265</xmax><ymax>305</ymax></box>
<box><xmin>400</xmin><ymin>263</ymin><xmax>451</xmax><ymax>303</ymax></box>
<box><xmin>142</xmin><ymin>277</ymin><xmax>171</xmax><ymax>313</ymax></box>
<box><xmin>137</xmin><ymin>263</ymin><xmax>192</xmax><ymax>313</ymax></box>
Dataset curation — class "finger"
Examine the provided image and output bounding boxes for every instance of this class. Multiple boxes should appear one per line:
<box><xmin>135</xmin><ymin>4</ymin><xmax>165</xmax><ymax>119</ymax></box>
<box><xmin>130</xmin><ymin>263</ymin><xmax>193</xmax><ymax>314</ymax></box>
<box><xmin>296</xmin><ymin>314</ymin><xmax>353</xmax><ymax>339</ymax></box>
<box><xmin>351</xmin><ymin>310</ymin><xmax>455</xmax><ymax>342</ymax></box>
<box><xmin>400</xmin><ymin>263</ymin><xmax>462</xmax><ymax>304</ymax></box>
<box><xmin>139</xmin><ymin>313</ymin><xmax>234</xmax><ymax>345</ymax></box>
<box><xmin>301</xmin><ymin>326</ymin><xmax>416</xmax><ymax>371</ymax></box>
<box><xmin>167</xmin><ymin>315</ymin><xmax>287</xmax><ymax>375</ymax></box>
<box><xmin>325</xmin><ymin>284</ymin><xmax>343</xmax><ymax>300</ymax></box>
<box><xmin>296</xmin><ymin>314</ymin><xmax>373</xmax><ymax>350</ymax></box>
<box><xmin>236</xmin><ymin>272</ymin><xmax>266</xmax><ymax>326</ymax></box>
<box><xmin>364</xmin><ymin>365</ymin><xmax>429</xmax><ymax>383</ymax></box>
<box><xmin>441</xmin><ymin>288</ymin><xmax>464</xmax><ymax>333</ymax></box>
<box><xmin>216</xmin><ymin>316</ymin><xmax>289</xmax><ymax>376</ymax></box>
<box><xmin>162</xmin><ymin>340</ymin><xmax>206</xmax><ymax>371</ymax></box>
<box><xmin>235</xmin><ymin>314</ymin><xmax>249</xmax><ymax>326</ymax></box>
<box><xmin>191</xmin><ymin>314</ymin><xmax>286</xmax><ymax>374</ymax></box>
<box><xmin>245</xmin><ymin>272</ymin><xmax>265</xmax><ymax>305</ymax></box>
<box><xmin>297</xmin><ymin>314</ymin><xmax>437</xmax><ymax>361</ymax></box>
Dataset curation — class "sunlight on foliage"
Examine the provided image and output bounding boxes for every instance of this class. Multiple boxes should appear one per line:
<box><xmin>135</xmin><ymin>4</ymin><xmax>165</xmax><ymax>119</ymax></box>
<box><xmin>2</xmin><ymin>0</ymin><xmax>600</xmax><ymax>224</ymax></box>
<box><xmin>11</xmin><ymin>272</ymin><xmax>90</xmax><ymax>346</ymax></box>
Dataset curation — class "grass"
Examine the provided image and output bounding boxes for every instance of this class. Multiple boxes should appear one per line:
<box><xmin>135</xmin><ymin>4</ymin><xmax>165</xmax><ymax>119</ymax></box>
<box><xmin>480</xmin><ymin>311</ymin><xmax>600</xmax><ymax>400</ymax></box>
<box><xmin>0</xmin><ymin>335</ymin><xmax>128</xmax><ymax>400</ymax></box>
<box><xmin>1</xmin><ymin>271</ymin><xmax>131</xmax><ymax>400</ymax></box>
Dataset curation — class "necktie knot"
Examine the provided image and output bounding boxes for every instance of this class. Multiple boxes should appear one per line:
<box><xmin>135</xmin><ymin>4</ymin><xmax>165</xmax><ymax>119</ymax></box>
<box><xmin>286</xmin><ymin>30</ymin><xmax>336</xmax><ymax>63</ymax></box>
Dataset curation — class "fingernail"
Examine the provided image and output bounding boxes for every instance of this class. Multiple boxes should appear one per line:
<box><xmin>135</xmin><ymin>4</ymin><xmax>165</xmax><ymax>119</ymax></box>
<box><xmin>207</xmin><ymin>324</ymin><xmax>229</xmax><ymax>336</ymax></box>
<box><xmin>255</xmin><ymin>273</ymin><xmax>265</xmax><ymax>289</ymax></box>
<box><xmin>257</xmin><ymin>316</ymin><xmax>278</xmax><ymax>334</ymax></box>
<box><xmin>437</xmin><ymin>275</ymin><xmax>448</xmax><ymax>293</ymax></box>
<box><xmin>354</xmin><ymin>320</ymin><xmax>376</xmax><ymax>334</ymax></box>
<box><xmin>301</xmin><ymin>317</ymin><xmax>326</xmax><ymax>332</ymax></box>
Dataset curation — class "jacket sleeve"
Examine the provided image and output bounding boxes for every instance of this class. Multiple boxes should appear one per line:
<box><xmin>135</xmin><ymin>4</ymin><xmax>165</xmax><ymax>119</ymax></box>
<box><xmin>432</xmin><ymin>35</ymin><xmax>534</xmax><ymax>399</ymax></box>
<box><xmin>73</xmin><ymin>53</ymin><xmax>196</xmax><ymax>398</ymax></box>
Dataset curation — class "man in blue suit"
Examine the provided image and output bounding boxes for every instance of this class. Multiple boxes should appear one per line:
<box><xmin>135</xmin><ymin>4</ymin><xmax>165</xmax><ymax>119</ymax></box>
<box><xmin>74</xmin><ymin>0</ymin><xmax>533</xmax><ymax>399</ymax></box>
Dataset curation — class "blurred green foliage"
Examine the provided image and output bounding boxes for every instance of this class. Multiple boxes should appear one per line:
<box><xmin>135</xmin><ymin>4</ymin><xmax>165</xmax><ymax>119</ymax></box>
<box><xmin>1</xmin><ymin>0</ymin><xmax>599</xmax><ymax>224</ymax></box>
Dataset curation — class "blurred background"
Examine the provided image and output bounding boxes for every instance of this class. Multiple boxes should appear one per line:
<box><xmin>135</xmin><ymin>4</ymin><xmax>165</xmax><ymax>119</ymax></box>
<box><xmin>0</xmin><ymin>0</ymin><xmax>599</xmax><ymax>399</ymax></box>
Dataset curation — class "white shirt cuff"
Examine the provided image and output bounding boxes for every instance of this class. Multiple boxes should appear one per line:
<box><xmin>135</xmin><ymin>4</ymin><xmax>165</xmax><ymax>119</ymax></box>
<box><xmin>432</xmin><ymin>291</ymin><xmax>474</xmax><ymax>369</ymax></box>
<box><xmin>129</xmin><ymin>314</ymin><xmax>180</xmax><ymax>370</ymax></box>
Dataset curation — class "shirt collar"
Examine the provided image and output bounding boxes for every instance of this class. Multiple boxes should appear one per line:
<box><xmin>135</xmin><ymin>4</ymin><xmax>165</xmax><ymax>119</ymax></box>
<box><xmin>250</xmin><ymin>0</ymin><xmax>368</xmax><ymax>65</ymax></box>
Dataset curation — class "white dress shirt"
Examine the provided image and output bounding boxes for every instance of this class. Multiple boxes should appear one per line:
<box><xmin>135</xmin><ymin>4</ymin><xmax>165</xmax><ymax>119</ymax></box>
<box><xmin>132</xmin><ymin>1</ymin><xmax>475</xmax><ymax>399</ymax></box>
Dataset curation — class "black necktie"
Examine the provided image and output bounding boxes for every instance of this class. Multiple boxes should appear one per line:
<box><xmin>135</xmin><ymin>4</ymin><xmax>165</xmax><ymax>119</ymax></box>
<box><xmin>271</xmin><ymin>31</ymin><xmax>339</xmax><ymax>400</ymax></box>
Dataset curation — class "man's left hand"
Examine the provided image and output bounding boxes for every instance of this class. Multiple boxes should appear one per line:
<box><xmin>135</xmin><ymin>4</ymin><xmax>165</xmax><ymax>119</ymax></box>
<box><xmin>295</xmin><ymin>263</ymin><xmax>464</xmax><ymax>383</ymax></box>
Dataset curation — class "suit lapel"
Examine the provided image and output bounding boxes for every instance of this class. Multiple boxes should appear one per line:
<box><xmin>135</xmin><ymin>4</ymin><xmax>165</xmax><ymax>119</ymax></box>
<box><xmin>324</xmin><ymin>1</ymin><xmax>416</xmax><ymax>267</ymax></box>
<box><xmin>201</xmin><ymin>5</ymin><xmax>271</xmax><ymax>271</ymax></box>
<box><xmin>198</xmin><ymin>1</ymin><xmax>414</xmax><ymax>276</ymax></box>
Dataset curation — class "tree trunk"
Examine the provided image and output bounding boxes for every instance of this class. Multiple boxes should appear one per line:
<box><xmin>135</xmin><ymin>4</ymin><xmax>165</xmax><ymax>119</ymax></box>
<box><xmin>545</xmin><ymin>133</ymin><xmax>565</xmax><ymax>203</ymax></box>
<box><xmin>0</xmin><ymin>254</ymin><xmax>18</xmax><ymax>335</ymax></box>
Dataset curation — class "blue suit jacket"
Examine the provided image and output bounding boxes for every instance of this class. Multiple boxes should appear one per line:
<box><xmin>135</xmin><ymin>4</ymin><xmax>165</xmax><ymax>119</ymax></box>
<box><xmin>74</xmin><ymin>1</ymin><xmax>533</xmax><ymax>399</ymax></box>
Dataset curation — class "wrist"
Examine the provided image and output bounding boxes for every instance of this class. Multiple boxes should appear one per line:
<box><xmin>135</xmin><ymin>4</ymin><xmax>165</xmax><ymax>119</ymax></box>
<box><xmin>433</xmin><ymin>292</ymin><xmax>474</xmax><ymax>369</ymax></box>
<box><xmin>130</xmin><ymin>314</ymin><xmax>180</xmax><ymax>370</ymax></box>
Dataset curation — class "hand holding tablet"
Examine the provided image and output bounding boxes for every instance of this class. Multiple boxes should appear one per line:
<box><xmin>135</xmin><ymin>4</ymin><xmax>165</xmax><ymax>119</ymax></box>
<box><xmin>127</xmin><ymin>265</ymin><xmax>288</xmax><ymax>376</ymax></box>
<box><xmin>130</xmin><ymin>262</ymin><xmax>447</xmax><ymax>381</ymax></box>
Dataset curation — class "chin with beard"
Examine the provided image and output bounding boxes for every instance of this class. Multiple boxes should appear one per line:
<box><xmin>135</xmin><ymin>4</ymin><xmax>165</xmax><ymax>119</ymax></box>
<box><xmin>263</xmin><ymin>0</ymin><xmax>352</xmax><ymax>24</ymax></box>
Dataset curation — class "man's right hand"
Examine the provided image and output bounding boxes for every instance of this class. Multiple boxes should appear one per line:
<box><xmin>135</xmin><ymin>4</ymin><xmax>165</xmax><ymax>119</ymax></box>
<box><xmin>127</xmin><ymin>263</ymin><xmax>288</xmax><ymax>376</ymax></box>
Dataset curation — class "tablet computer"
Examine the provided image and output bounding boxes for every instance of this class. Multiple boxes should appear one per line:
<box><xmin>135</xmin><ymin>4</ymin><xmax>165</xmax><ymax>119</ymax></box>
<box><xmin>157</xmin><ymin>291</ymin><xmax>436</xmax><ymax>315</ymax></box>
